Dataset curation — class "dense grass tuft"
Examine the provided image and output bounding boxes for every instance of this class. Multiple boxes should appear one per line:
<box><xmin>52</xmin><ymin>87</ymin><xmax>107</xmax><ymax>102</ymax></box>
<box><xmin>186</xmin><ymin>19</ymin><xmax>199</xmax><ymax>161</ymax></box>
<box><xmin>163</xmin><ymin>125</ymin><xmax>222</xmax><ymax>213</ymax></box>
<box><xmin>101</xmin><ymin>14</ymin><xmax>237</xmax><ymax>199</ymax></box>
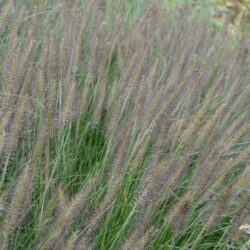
<box><xmin>0</xmin><ymin>0</ymin><xmax>250</xmax><ymax>249</ymax></box>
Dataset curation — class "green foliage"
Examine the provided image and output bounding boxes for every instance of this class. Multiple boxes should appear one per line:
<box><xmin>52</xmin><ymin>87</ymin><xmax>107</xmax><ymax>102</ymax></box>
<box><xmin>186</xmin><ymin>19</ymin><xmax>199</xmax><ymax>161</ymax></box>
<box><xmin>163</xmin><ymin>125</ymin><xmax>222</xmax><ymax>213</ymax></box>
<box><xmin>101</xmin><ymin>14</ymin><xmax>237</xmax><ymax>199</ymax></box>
<box><xmin>0</xmin><ymin>0</ymin><xmax>250</xmax><ymax>250</ymax></box>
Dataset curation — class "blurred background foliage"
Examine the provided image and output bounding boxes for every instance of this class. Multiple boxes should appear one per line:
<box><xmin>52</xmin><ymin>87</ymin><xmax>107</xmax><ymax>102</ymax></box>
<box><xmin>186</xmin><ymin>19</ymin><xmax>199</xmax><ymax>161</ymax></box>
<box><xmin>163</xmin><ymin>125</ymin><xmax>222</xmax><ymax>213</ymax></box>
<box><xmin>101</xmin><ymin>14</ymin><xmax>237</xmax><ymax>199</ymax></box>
<box><xmin>165</xmin><ymin>0</ymin><xmax>250</xmax><ymax>37</ymax></box>
<box><xmin>214</xmin><ymin>0</ymin><xmax>250</xmax><ymax>36</ymax></box>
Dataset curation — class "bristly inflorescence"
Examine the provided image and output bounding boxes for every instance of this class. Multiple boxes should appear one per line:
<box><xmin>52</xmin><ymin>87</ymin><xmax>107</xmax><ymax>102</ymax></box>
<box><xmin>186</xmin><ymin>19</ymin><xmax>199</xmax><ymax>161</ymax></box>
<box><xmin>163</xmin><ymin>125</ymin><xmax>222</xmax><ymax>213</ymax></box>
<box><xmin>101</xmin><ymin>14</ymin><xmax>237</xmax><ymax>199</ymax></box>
<box><xmin>0</xmin><ymin>0</ymin><xmax>250</xmax><ymax>249</ymax></box>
